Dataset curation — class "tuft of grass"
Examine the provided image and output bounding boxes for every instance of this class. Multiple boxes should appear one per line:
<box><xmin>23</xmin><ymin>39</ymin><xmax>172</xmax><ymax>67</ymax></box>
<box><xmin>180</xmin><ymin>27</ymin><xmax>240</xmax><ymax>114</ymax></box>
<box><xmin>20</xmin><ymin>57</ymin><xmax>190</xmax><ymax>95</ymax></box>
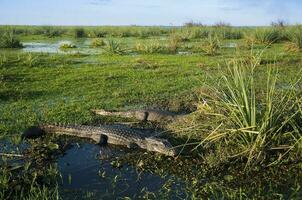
<box><xmin>103</xmin><ymin>40</ymin><xmax>126</xmax><ymax>55</ymax></box>
<box><xmin>0</xmin><ymin>31</ymin><xmax>23</xmax><ymax>48</ymax></box>
<box><xmin>285</xmin><ymin>27</ymin><xmax>302</xmax><ymax>52</ymax></box>
<box><xmin>198</xmin><ymin>56</ymin><xmax>302</xmax><ymax>169</ymax></box>
<box><xmin>134</xmin><ymin>40</ymin><xmax>163</xmax><ymax>54</ymax></box>
<box><xmin>90</xmin><ymin>38</ymin><xmax>105</xmax><ymax>48</ymax></box>
<box><xmin>237</xmin><ymin>34</ymin><xmax>256</xmax><ymax>50</ymax></box>
<box><xmin>201</xmin><ymin>35</ymin><xmax>220</xmax><ymax>55</ymax></box>
<box><xmin>254</xmin><ymin>28</ymin><xmax>282</xmax><ymax>45</ymax></box>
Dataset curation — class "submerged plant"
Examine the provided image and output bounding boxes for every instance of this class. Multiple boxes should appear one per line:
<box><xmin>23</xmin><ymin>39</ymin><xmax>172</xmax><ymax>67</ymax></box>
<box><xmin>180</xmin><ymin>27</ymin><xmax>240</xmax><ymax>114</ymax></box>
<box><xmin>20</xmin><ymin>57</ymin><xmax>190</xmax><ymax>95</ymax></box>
<box><xmin>59</xmin><ymin>42</ymin><xmax>76</xmax><ymax>50</ymax></box>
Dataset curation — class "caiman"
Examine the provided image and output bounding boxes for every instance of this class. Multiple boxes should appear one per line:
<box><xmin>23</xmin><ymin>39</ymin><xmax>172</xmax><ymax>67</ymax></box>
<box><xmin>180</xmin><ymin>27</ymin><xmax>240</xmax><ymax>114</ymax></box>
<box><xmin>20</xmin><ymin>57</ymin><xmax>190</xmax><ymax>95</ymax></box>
<box><xmin>91</xmin><ymin>108</ymin><xmax>186</xmax><ymax>123</ymax></box>
<box><xmin>23</xmin><ymin>124</ymin><xmax>177</xmax><ymax>156</ymax></box>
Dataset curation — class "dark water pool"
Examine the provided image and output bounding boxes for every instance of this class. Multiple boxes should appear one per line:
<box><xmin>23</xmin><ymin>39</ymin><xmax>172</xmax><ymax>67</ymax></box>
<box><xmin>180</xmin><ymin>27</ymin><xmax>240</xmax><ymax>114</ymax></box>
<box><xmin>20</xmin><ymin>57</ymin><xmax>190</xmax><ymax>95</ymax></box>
<box><xmin>58</xmin><ymin>143</ymin><xmax>170</xmax><ymax>199</ymax></box>
<box><xmin>0</xmin><ymin>138</ymin><xmax>184</xmax><ymax>199</ymax></box>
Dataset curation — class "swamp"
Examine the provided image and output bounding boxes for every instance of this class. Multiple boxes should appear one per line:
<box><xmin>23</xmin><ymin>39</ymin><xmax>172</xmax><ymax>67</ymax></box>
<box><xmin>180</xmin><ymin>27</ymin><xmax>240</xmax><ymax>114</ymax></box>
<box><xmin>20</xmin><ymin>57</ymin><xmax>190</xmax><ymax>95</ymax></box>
<box><xmin>1</xmin><ymin>18</ymin><xmax>302</xmax><ymax>200</ymax></box>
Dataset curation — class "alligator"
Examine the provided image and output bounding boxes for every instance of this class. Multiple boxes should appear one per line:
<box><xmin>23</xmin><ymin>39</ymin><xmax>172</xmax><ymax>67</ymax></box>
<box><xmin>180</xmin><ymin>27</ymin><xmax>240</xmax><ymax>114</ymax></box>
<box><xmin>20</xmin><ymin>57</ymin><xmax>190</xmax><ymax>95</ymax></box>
<box><xmin>91</xmin><ymin>108</ymin><xmax>186</xmax><ymax>123</ymax></box>
<box><xmin>23</xmin><ymin>124</ymin><xmax>177</xmax><ymax>156</ymax></box>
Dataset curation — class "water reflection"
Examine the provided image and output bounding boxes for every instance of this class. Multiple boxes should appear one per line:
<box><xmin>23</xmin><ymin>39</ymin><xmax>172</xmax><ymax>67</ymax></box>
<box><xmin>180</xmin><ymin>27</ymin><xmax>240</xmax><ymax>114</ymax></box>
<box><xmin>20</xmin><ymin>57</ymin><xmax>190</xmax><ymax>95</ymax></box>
<box><xmin>58</xmin><ymin>143</ymin><xmax>167</xmax><ymax>198</ymax></box>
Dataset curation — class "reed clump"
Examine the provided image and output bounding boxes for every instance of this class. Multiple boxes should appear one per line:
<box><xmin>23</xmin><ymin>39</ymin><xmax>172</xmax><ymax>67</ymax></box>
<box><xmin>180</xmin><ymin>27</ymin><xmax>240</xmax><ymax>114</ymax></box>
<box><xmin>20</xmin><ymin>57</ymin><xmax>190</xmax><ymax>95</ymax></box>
<box><xmin>103</xmin><ymin>40</ymin><xmax>126</xmax><ymax>55</ymax></box>
<box><xmin>90</xmin><ymin>38</ymin><xmax>106</xmax><ymax>48</ymax></box>
<box><xmin>0</xmin><ymin>31</ymin><xmax>23</xmax><ymax>48</ymax></box>
<box><xmin>285</xmin><ymin>26</ymin><xmax>302</xmax><ymax>52</ymax></box>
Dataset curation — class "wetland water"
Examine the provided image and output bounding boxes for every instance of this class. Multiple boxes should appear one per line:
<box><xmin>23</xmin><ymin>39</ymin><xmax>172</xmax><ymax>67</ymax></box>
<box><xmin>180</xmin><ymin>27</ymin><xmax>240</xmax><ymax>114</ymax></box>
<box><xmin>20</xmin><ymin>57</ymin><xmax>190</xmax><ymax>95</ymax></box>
<box><xmin>1</xmin><ymin>139</ymin><xmax>183</xmax><ymax>199</ymax></box>
<box><xmin>59</xmin><ymin>143</ymin><xmax>170</xmax><ymax>199</ymax></box>
<box><xmin>22</xmin><ymin>40</ymin><xmax>102</xmax><ymax>54</ymax></box>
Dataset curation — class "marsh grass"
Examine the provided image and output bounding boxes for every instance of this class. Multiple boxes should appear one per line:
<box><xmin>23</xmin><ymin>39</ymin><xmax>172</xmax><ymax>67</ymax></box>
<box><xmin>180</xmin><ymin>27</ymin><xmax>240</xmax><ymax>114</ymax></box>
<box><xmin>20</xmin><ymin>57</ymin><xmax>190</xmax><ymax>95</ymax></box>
<box><xmin>134</xmin><ymin>40</ymin><xmax>163</xmax><ymax>54</ymax></box>
<box><xmin>285</xmin><ymin>27</ymin><xmax>302</xmax><ymax>52</ymax></box>
<box><xmin>197</xmin><ymin>56</ymin><xmax>302</xmax><ymax>168</ymax></box>
<box><xmin>43</xmin><ymin>26</ymin><xmax>64</xmax><ymax>38</ymax></box>
<box><xmin>254</xmin><ymin>28</ymin><xmax>282</xmax><ymax>45</ymax></box>
<box><xmin>201</xmin><ymin>35</ymin><xmax>220</xmax><ymax>55</ymax></box>
<box><xmin>237</xmin><ymin>34</ymin><xmax>256</xmax><ymax>50</ymax></box>
<box><xmin>103</xmin><ymin>39</ymin><xmax>126</xmax><ymax>55</ymax></box>
<box><xmin>0</xmin><ymin>31</ymin><xmax>23</xmax><ymax>48</ymax></box>
<box><xmin>90</xmin><ymin>38</ymin><xmax>105</xmax><ymax>48</ymax></box>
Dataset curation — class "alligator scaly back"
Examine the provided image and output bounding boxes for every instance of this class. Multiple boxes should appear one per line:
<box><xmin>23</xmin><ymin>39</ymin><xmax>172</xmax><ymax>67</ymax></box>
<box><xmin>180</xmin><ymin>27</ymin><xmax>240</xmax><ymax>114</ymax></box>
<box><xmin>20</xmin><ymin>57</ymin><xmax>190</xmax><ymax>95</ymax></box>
<box><xmin>23</xmin><ymin>124</ymin><xmax>177</xmax><ymax>156</ymax></box>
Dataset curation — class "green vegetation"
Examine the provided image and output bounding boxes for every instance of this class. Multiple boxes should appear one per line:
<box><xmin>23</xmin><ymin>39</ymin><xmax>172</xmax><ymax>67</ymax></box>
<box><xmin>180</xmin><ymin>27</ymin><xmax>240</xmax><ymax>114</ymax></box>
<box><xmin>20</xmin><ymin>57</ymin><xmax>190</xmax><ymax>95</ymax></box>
<box><xmin>0</xmin><ymin>31</ymin><xmax>23</xmax><ymax>48</ymax></box>
<box><xmin>286</xmin><ymin>26</ymin><xmax>302</xmax><ymax>52</ymax></box>
<box><xmin>90</xmin><ymin>38</ymin><xmax>105</xmax><ymax>48</ymax></box>
<box><xmin>198</xmin><ymin>59</ymin><xmax>301</xmax><ymax>168</ymax></box>
<box><xmin>103</xmin><ymin>39</ymin><xmax>126</xmax><ymax>55</ymax></box>
<box><xmin>254</xmin><ymin>28</ymin><xmax>283</xmax><ymax>44</ymax></box>
<box><xmin>59</xmin><ymin>42</ymin><xmax>76</xmax><ymax>49</ymax></box>
<box><xmin>1</xmin><ymin>24</ymin><xmax>302</xmax><ymax>199</ymax></box>
<box><xmin>73</xmin><ymin>28</ymin><xmax>85</xmax><ymax>38</ymax></box>
<box><xmin>200</xmin><ymin>35</ymin><xmax>220</xmax><ymax>55</ymax></box>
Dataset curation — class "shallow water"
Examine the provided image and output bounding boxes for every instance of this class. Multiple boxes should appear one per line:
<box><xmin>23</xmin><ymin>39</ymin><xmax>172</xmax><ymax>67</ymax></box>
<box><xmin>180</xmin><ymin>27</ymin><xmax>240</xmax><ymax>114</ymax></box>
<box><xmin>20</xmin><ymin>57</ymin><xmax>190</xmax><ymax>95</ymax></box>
<box><xmin>0</xmin><ymin>138</ymin><xmax>178</xmax><ymax>198</ymax></box>
<box><xmin>58</xmin><ymin>143</ymin><xmax>167</xmax><ymax>198</ymax></box>
<box><xmin>223</xmin><ymin>42</ymin><xmax>237</xmax><ymax>48</ymax></box>
<box><xmin>22</xmin><ymin>40</ymin><xmax>102</xmax><ymax>54</ymax></box>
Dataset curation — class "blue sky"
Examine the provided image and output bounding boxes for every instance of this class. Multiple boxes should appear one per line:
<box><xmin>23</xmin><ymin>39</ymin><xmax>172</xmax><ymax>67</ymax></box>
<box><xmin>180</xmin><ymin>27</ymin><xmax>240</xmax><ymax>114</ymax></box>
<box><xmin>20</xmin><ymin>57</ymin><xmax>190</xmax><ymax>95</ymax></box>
<box><xmin>0</xmin><ymin>0</ymin><xmax>301</xmax><ymax>26</ymax></box>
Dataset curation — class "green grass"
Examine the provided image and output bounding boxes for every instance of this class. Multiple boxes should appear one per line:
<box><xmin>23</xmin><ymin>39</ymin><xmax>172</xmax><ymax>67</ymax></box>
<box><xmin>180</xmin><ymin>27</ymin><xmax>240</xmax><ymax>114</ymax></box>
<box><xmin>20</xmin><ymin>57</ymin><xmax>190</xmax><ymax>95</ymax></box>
<box><xmin>0</xmin><ymin>31</ymin><xmax>23</xmax><ymax>48</ymax></box>
<box><xmin>201</xmin><ymin>58</ymin><xmax>301</xmax><ymax>168</ymax></box>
